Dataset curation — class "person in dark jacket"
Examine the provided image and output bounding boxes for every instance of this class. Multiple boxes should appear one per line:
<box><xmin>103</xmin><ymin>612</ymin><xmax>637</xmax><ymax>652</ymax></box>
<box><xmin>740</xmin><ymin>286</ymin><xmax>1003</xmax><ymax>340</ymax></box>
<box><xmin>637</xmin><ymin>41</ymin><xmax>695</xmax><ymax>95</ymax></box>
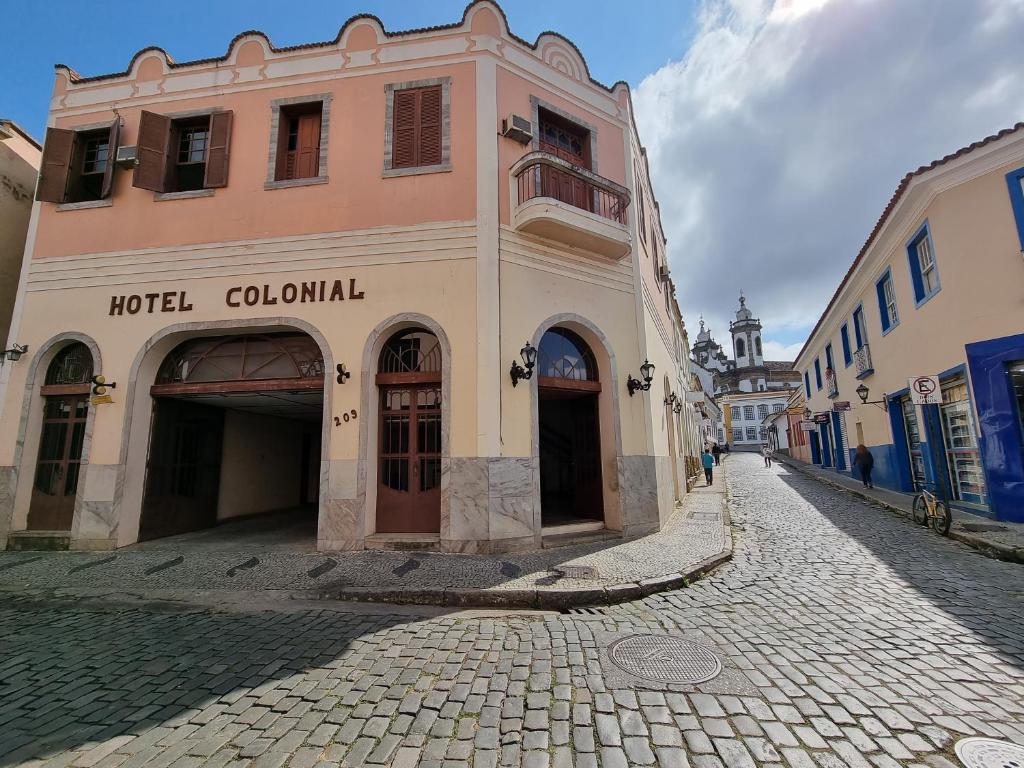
<box><xmin>712</xmin><ymin>443</ymin><xmax>721</xmax><ymax>466</ymax></box>
<box><xmin>853</xmin><ymin>444</ymin><xmax>874</xmax><ymax>488</ymax></box>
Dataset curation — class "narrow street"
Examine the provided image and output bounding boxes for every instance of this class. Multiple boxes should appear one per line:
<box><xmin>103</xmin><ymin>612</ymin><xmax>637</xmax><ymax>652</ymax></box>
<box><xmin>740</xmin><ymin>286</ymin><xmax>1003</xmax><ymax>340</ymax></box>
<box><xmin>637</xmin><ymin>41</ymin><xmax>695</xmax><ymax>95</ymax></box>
<box><xmin>2</xmin><ymin>452</ymin><xmax>1022</xmax><ymax>768</ymax></box>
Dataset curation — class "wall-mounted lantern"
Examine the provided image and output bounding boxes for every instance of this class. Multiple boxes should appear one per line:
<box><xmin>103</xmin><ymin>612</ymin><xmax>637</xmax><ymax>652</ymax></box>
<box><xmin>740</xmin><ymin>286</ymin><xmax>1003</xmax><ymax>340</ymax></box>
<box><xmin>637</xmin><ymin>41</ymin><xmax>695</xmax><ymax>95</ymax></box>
<box><xmin>855</xmin><ymin>383</ymin><xmax>888</xmax><ymax>412</ymax></box>
<box><xmin>336</xmin><ymin>363</ymin><xmax>352</xmax><ymax>384</ymax></box>
<box><xmin>664</xmin><ymin>391</ymin><xmax>683</xmax><ymax>414</ymax></box>
<box><xmin>90</xmin><ymin>374</ymin><xmax>117</xmax><ymax>396</ymax></box>
<box><xmin>627</xmin><ymin>359</ymin><xmax>655</xmax><ymax>396</ymax></box>
<box><xmin>510</xmin><ymin>341</ymin><xmax>537</xmax><ymax>387</ymax></box>
<box><xmin>2</xmin><ymin>343</ymin><xmax>28</xmax><ymax>363</ymax></box>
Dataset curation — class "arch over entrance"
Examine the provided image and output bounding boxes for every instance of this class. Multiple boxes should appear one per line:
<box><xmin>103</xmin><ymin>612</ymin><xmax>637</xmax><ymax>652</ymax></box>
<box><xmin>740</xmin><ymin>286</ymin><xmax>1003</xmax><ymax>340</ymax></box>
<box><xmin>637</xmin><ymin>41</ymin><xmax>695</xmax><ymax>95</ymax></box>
<box><xmin>26</xmin><ymin>342</ymin><xmax>95</xmax><ymax>531</ymax></box>
<box><xmin>536</xmin><ymin>327</ymin><xmax>604</xmax><ymax>525</ymax></box>
<box><xmin>375</xmin><ymin>328</ymin><xmax>443</xmax><ymax>534</ymax></box>
<box><xmin>138</xmin><ymin>332</ymin><xmax>326</xmax><ymax>542</ymax></box>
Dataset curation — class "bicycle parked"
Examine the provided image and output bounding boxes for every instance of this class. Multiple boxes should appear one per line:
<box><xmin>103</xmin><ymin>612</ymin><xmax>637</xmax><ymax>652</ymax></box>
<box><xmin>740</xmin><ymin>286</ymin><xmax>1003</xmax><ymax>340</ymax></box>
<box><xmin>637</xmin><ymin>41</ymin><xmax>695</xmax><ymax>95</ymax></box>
<box><xmin>911</xmin><ymin>482</ymin><xmax>951</xmax><ymax>535</ymax></box>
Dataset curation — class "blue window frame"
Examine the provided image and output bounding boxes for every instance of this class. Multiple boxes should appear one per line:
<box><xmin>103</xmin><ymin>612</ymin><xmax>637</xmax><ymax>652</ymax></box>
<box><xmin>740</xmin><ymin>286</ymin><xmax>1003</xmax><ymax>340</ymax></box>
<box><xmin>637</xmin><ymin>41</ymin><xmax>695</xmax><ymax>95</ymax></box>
<box><xmin>804</xmin><ymin>371</ymin><xmax>811</xmax><ymax>397</ymax></box>
<box><xmin>1006</xmin><ymin>166</ymin><xmax>1024</xmax><ymax>251</ymax></box>
<box><xmin>825</xmin><ymin>343</ymin><xmax>835</xmax><ymax>371</ymax></box>
<box><xmin>852</xmin><ymin>304</ymin><xmax>866</xmax><ymax>349</ymax></box>
<box><xmin>814</xmin><ymin>358</ymin><xmax>823</xmax><ymax>390</ymax></box>
<box><xmin>876</xmin><ymin>269</ymin><xmax>899</xmax><ymax>334</ymax></box>
<box><xmin>840</xmin><ymin>324</ymin><xmax>852</xmax><ymax>366</ymax></box>
<box><xmin>906</xmin><ymin>220</ymin><xmax>941</xmax><ymax>305</ymax></box>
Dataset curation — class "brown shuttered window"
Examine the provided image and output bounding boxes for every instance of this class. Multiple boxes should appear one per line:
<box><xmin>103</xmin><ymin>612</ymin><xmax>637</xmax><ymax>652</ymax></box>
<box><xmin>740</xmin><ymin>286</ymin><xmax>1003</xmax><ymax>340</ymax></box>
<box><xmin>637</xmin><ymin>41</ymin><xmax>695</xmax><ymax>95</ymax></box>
<box><xmin>391</xmin><ymin>85</ymin><xmax>443</xmax><ymax>170</ymax></box>
<box><xmin>36</xmin><ymin>128</ymin><xmax>76</xmax><ymax>202</ymax></box>
<box><xmin>275</xmin><ymin>103</ymin><xmax>322</xmax><ymax>181</ymax></box>
<box><xmin>204</xmin><ymin>111</ymin><xmax>233</xmax><ymax>188</ymax></box>
<box><xmin>133</xmin><ymin>111</ymin><xmax>172</xmax><ymax>193</ymax></box>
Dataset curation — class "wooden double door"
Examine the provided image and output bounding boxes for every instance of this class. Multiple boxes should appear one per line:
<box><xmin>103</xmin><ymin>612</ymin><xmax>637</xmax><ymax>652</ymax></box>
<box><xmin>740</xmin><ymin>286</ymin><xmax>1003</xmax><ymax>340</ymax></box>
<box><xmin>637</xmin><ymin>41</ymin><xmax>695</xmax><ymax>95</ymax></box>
<box><xmin>376</xmin><ymin>384</ymin><xmax>442</xmax><ymax>533</ymax></box>
<box><xmin>28</xmin><ymin>394</ymin><xmax>89</xmax><ymax>531</ymax></box>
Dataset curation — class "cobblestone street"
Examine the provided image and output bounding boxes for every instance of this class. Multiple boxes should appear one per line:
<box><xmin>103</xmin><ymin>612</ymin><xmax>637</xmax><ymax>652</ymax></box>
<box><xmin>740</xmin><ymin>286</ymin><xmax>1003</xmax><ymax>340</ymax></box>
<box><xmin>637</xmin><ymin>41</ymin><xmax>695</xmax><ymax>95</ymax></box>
<box><xmin>2</xmin><ymin>453</ymin><xmax>1022</xmax><ymax>768</ymax></box>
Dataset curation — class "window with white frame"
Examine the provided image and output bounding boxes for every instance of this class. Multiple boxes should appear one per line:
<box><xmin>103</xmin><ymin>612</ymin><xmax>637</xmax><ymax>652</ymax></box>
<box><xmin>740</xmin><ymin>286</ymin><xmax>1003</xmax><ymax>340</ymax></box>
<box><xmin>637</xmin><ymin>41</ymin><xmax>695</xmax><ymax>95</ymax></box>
<box><xmin>759</xmin><ymin>427</ymin><xmax>767</xmax><ymax>441</ymax></box>
<box><xmin>916</xmin><ymin>237</ymin><xmax>938</xmax><ymax>295</ymax></box>
<box><xmin>772</xmin><ymin>403</ymin><xmax>784</xmax><ymax>413</ymax></box>
<box><xmin>757</xmin><ymin>404</ymin><xmax>768</xmax><ymax>419</ymax></box>
<box><xmin>744</xmin><ymin>405</ymin><xmax>755</xmax><ymax>420</ymax></box>
<box><xmin>876</xmin><ymin>270</ymin><xmax>899</xmax><ymax>332</ymax></box>
<box><xmin>731</xmin><ymin>405</ymin><xmax>742</xmax><ymax>420</ymax></box>
<box><xmin>745</xmin><ymin>427</ymin><xmax>757</xmax><ymax>441</ymax></box>
<box><xmin>732</xmin><ymin>428</ymin><xmax>743</xmax><ymax>443</ymax></box>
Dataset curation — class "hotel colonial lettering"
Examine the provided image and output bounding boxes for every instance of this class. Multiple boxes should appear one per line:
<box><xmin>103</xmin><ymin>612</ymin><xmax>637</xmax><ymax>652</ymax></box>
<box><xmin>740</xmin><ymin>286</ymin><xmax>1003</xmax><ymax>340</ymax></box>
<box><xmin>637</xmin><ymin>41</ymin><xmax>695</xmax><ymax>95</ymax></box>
<box><xmin>107</xmin><ymin>278</ymin><xmax>365</xmax><ymax>315</ymax></box>
<box><xmin>0</xmin><ymin>1</ymin><xmax>704</xmax><ymax>554</ymax></box>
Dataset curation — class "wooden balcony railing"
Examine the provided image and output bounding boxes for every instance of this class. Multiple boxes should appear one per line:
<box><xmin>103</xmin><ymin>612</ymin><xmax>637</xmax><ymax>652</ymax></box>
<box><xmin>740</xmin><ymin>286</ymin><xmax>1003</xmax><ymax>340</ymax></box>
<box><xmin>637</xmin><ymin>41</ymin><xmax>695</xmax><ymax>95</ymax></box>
<box><xmin>513</xmin><ymin>152</ymin><xmax>630</xmax><ymax>225</ymax></box>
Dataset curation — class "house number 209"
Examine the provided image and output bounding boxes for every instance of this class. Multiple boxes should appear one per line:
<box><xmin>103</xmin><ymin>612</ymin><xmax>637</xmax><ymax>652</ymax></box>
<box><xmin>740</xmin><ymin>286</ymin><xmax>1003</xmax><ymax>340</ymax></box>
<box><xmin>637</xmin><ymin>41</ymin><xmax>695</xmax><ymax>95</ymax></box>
<box><xmin>334</xmin><ymin>410</ymin><xmax>358</xmax><ymax>426</ymax></box>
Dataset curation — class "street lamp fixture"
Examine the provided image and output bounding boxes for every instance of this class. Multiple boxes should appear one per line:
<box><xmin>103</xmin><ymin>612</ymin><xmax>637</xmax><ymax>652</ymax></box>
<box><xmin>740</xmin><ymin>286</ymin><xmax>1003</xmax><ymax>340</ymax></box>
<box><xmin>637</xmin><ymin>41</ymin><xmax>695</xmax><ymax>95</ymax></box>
<box><xmin>2</xmin><ymin>343</ymin><xmax>28</xmax><ymax>363</ymax></box>
<box><xmin>855</xmin><ymin>382</ymin><xmax>888</xmax><ymax>412</ymax></box>
<box><xmin>627</xmin><ymin>359</ymin><xmax>655</xmax><ymax>396</ymax></box>
<box><xmin>803</xmin><ymin>407</ymin><xmax>811</xmax><ymax>421</ymax></box>
<box><xmin>509</xmin><ymin>341</ymin><xmax>537</xmax><ymax>387</ymax></box>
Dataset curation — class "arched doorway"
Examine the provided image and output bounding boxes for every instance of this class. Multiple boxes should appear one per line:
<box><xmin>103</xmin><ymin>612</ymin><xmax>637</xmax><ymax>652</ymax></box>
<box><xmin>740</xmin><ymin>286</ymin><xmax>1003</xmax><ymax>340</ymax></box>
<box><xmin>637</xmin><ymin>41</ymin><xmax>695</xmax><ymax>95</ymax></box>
<box><xmin>139</xmin><ymin>333</ymin><xmax>324</xmax><ymax>542</ymax></box>
<box><xmin>376</xmin><ymin>328</ymin><xmax>442</xmax><ymax>534</ymax></box>
<box><xmin>27</xmin><ymin>343</ymin><xmax>94</xmax><ymax>531</ymax></box>
<box><xmin>537</xmin><ymin>328</ymin><xmax>603</xmax><ymax>526</ymax></box>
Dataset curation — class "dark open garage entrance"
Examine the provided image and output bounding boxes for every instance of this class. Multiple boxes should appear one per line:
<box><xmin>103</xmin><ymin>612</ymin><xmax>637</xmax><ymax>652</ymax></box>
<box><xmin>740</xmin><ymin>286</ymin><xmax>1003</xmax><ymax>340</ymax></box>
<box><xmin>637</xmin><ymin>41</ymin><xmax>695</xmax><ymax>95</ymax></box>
<box><xmin>138</xmin><ymin>333</ymin><xmax>324</xmax><ymax>543</ymax></box>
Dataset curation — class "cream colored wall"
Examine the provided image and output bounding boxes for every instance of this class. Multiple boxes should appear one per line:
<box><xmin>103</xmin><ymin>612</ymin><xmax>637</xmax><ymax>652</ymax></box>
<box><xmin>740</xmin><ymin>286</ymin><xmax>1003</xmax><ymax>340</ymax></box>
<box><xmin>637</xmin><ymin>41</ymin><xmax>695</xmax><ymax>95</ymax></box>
<box><xmin>799</xmin><ymin>150</ymin><xmax>1024</xmax><ymax>450</ymax></box>
<box><xmin>217</xmin><ymin>409</ymin><xmax>308</xmax><ymax>519</ymax></box>
<box><xmin>0</xmin><ymin>130</ymin><xmax>39</xmax><ymax>347</ymax></box>
<box><xmin>0</xmin><ymin>239</ymin><xmax>480</xmax><ymax>468</ymax></box>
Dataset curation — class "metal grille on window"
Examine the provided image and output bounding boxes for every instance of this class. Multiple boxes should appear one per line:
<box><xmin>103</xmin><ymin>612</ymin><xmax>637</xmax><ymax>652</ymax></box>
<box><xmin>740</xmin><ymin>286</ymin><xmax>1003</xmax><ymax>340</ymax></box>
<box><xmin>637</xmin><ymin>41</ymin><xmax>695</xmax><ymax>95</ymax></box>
<box><xmin>940</xmin><ymin>380</ymin><xmax>987</xmax><ymax>504</ymax></box>
<box><xmin>45</xmin><ymin>343</ymin><xmax>94</xmax><ymax>385</ymax></box>
<box><xmin>379</xmin><ymin>330</ymin><xmax>442</xmax><ymax>375</ymax></box>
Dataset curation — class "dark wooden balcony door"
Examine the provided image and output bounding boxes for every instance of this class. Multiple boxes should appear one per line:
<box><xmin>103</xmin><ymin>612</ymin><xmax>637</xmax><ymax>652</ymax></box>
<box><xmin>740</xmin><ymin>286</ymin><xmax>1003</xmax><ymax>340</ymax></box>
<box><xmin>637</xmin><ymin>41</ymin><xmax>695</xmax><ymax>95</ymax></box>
<box><xmin>28</xmin><ymin>394</ymin><xmax>88</xmax><ymax>531</ymax></box>
<box><xmin>377</xmin><ymin>384</ymin><xmax>442</xmax><ymax>533</ymax></box>
<box><xmin>539</xmin><ymin>114</ymin><xmax>592</xmax><ymax>212</ymax></box>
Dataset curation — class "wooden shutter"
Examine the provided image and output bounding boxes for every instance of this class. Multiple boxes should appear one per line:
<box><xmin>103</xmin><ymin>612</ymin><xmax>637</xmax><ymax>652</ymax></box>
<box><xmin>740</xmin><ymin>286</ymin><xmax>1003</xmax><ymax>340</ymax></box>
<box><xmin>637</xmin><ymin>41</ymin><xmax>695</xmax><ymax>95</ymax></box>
<box><xmin>36</xmin><ymin>128</ymin><xmax>75</xmax><ymax>202</ymax></box>
<box><xmin>418</xmin><ymin>86</ymin><xmax>442</xmax><ymax>167</ymax></box>
<box><xmin>392</xmin><ymin>90</ymin><xmax>418</xmax><ymax>169</ymax></box>
<box><xmin>133</xmin><ymin>110</ymin><xmax>172</xmax><ymax>192</ymax></box>
<box><xmin>204</xmin><ymin>110</ymin><xmax>233</xmax><ymax>188</ymax></box>
<box><xmin>295</xmin><ymin>112</ymin><xmax>321</xmax><ymax>179</ymax></box>
<box><xmin>100</xmin><ymin>118</ymin><xmax>120</xmax><ymax>199</ymax></box>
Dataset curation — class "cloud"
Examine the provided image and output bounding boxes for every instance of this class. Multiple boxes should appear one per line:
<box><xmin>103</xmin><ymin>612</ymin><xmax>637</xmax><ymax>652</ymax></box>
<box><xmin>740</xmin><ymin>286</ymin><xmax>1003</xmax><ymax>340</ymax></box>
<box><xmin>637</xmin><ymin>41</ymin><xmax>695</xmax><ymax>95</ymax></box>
<box><xmin>635</xmin><ymin>0</ymin><xmax>1024</xmax><ymax>357</ymax></box>
<box><xmin>760</xmin><ymin>339</ymin><xmax>805</xmax><ymax>362</ymax></box>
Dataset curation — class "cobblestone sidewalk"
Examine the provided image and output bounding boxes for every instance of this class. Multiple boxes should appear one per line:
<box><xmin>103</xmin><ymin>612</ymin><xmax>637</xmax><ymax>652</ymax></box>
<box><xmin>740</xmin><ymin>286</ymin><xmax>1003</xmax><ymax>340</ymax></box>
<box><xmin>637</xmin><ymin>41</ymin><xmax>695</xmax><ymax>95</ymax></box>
<box><xmin>776</xmin><ymin>454</ymin><xmax>1024</xmax><ymax>563</ymax></box>
<box><xmin>0</xmin><ymin>482</ymin><xmax>730</xmax><ymax>609</ymax></box>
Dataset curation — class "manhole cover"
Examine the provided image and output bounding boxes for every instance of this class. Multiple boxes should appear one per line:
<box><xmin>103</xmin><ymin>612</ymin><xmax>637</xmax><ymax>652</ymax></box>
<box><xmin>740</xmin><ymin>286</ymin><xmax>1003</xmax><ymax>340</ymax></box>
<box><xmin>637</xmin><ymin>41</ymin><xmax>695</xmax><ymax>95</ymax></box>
<box><xmin>956</xmin><ymin>738</ymin><xmax>1024</xmax><ymax>768</ymax></box>
<box><xmin>607</xmin><ymin>634</ymin><xmax>722</xmax><ymax>684</ymax></box>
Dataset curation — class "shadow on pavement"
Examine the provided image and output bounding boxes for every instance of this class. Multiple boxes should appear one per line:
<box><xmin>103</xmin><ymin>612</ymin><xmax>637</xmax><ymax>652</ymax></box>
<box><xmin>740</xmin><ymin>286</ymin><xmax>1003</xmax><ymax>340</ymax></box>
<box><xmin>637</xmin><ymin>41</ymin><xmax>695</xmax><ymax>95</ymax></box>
<box><xmin>0</xmin><ymin>595</ymin><xmax>432</xmax><ymax>765</ymax></box>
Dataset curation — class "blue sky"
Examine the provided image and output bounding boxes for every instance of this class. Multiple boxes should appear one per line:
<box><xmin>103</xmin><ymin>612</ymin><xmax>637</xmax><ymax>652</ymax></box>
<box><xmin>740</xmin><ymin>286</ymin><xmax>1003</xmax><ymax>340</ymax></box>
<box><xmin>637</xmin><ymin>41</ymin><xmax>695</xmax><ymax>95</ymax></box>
<box><xmin>0</xmin><ymin>0</ymin><xmax>697</xmax><ymax>140</ymax></box>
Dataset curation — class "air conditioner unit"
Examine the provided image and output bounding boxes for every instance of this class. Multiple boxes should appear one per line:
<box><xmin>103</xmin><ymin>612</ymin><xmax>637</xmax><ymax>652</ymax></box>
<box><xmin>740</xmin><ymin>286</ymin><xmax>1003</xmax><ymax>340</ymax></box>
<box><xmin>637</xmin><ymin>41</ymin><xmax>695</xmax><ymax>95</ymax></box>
<box><xmin>115</xmin><ymin>145</ymin><xmax>137</xmax><ymax>168</ymax></box>
<box><xmin>501</xmin><ymin>114</ymin><xmax>533</xmax><ymax>144</ymax></box>
<box><xmin>658</xmin><ymin>264</ymin><xmax>670</xmax><ymax>281</ymax></box>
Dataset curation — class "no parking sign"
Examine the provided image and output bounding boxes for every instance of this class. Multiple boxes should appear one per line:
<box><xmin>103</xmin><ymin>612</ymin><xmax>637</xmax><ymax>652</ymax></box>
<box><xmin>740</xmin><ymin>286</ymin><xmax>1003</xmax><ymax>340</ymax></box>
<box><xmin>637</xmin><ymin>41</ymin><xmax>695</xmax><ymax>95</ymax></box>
<box><xmin>909</xmin><ymin>375</ymin><xmax>941</xmax><ymax>405</ymax></box>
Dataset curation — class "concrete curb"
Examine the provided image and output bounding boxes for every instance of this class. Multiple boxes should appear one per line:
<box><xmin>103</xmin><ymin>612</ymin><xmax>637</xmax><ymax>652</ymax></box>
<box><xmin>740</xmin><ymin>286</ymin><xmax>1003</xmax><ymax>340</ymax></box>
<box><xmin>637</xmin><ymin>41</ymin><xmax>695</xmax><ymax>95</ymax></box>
<box><xmin>316</xmin><ymin>501</ymin><xmax>735</xmax><ymax>610</ymax></box>
<box><xmin>776</xmin><ymin>455</ymin><xmax>1024</xmax><ymax>565</ymax></box>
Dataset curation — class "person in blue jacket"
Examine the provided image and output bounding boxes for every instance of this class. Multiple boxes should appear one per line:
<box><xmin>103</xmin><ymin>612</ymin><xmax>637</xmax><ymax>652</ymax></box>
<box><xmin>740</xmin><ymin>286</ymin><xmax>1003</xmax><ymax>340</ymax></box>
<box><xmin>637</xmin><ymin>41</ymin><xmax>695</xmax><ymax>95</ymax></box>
<box><xmin>702</xmin><ymin>449</ymin><xmax>715</xmax><ymax>485</ymax></box>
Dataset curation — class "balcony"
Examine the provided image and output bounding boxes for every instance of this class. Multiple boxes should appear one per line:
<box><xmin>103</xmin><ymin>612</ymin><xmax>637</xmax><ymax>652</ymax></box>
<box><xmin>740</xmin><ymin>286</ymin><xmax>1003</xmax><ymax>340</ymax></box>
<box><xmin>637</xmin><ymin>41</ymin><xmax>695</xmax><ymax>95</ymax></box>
<box><xmin>511</xmin><ymin>152</ymin><xmax>631</xmax><ymax>259</ymax></box>
<box><xmin>854</xmin><ymin>344</ymin><xmax>874</xmax><ymax>379</ymax></box>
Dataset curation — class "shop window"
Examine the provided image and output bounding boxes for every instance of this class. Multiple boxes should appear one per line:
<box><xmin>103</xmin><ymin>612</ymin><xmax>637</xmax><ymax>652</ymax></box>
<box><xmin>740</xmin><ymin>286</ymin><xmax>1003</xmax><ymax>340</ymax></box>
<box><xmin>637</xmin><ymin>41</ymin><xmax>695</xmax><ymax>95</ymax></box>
<box><xmin>36</xmin><ymin>120</ymin><xmax>119</xmax><ymax>204</ymax></box>
<box><xmin>940</xmin><ymin>378</ymin><xmax>987</xmax><ymax>505</ymax></box>
<box><xmin>133</xmin><ymin>110</ymin><xmax>233</xmax><ymax>195</ymax></box>
<box><xmin>384</xmin><ymin>79</ymin><xmax>450</xmax><ymax>175</ymax></box>
<box><xmin>876</xmin><ymin>269</ymin><xmax>899</xmax><ymax>334</ymax></box>
<box><xmin>907</xmin><ymin>222</ymin><xmax>941</xmax><ymax>305</ymax></box>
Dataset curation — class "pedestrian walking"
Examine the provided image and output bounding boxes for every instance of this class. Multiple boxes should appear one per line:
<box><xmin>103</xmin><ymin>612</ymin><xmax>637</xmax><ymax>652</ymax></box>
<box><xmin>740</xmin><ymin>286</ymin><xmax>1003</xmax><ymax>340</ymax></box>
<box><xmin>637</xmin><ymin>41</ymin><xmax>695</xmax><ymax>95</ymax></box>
<box><xmin>761</xmin><ymin>444</ymin><xmax>773</xmax><ymax>468</ymax></box>
<box><xmin>712</xmin><ymin>443</ymin><xmax>721</xmax><ymax>466</ymax></box>
<box><xmin>702</xmin><ymin>449</ymin><xmax>714</xmax><ymax>485</ymax></box>
<box><xmin>853</xmin><ymin>444</ymin><xmax>874</xmax><ymax>488</ymax></box>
